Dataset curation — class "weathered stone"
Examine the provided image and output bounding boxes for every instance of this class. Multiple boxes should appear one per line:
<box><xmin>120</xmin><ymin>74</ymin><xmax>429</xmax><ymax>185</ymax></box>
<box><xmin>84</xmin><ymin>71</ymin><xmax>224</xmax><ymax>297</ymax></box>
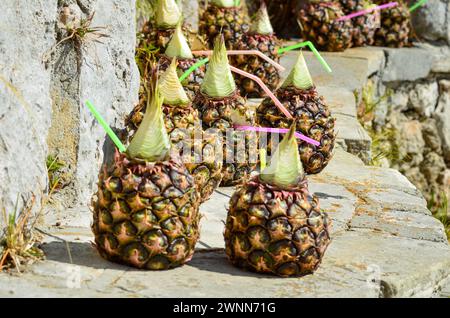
<box><xmin>410</xmin><ymin>0</ymin><xmax>450</xmax><ymax>44</ymax></box>
<box><xmin>408</xmin><ymin>81</ymin><xmax>439</xmax><ymax>117</ymax></box>
<box><xmin>435</xmin><ymin>80</ymin><xmax>450</xmax><ymax>164</ymax></box>
<box><xmin>422</xmin><ymin>118</ymin><xmax>442</xmax><ymax>152</ymax></box>
<box><xmin>382</xmin><ymin>47</ymin><xmax>433</xmax><ymax>82</ymax></box>
<box><xmin>180</xmin><ymin>0</ymin><xmax>199</xmax><ymax>32</ymax></box>
<box><xmin>399</xmin><ymin>120</ymin><xmax>425</xmax><ymax>164</ymax></box>
<box><xmin>389</xmin><ymin>87</ymin><xmax>409</xmax><ymax>112</ymax></box>
<box><xmin>420</xmin><ymin>152</ymin><xmax>447</xmax><ymax>183</ymax></box>
<box><xmin>401</xmin><ymin>167</ymin><xmax>428</xmax><ymax>195</ymax></box>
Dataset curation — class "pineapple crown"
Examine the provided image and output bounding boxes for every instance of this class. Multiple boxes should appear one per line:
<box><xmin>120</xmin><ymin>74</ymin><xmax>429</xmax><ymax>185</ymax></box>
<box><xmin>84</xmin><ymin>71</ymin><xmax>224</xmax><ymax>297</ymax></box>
<box><xmin>155</xmin><ymin>0</ymin><xmax>182</xmax><ymax>29</ymax></box>
<box><xmin>210</xmin><ymin>0</ymin><xmax>237</xmax><ymax>8</ymax></box>
<box><xmin>201</xmin><ymin>35</ymin><xmax>236</xmax><ymax>98</ymax></box>
<box><xmin>127</xmin><ymin>64</ymin><xmax>171</xmax><ymax>162</ymax></box>
<box><xmin>164</xmin><ymin>22</ymin><xmax>194</xmax><ymax>59</ymax></box>
<box><xmin>159</xmin><ymin>58</ymin><xmax>190</xmax><ymax>106</ymax></box>
<box><xmin>259</xmin><ymin>122</ymin><xmax>305</xmax><ymax>188</ymax></box>
<box><xmin>281</xmin><ymin>51</ymin><xmax>314</xmax><ymax>90</ymax></box>
<box><xmin>249</xmin><ymin>1</ymin><xmax>274</xmax><ymax>35</ymax></box>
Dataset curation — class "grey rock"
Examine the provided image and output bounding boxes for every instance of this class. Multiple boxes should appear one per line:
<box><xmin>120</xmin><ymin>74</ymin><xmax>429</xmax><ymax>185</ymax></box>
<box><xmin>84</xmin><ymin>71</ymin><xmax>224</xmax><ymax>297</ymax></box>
<box><xmin>408</xmin><ymin>81</ymin><xmax>439</xmax><ymax>117</ymax></box>
<box><xmin>180</xmin><ymin>0</ymin><xmax>199</xmax><ymax>32</ymax></box>
<box><xmin>435</xmin><ymin>80</ymin><xmax>450</xmax><ymax>164</ymax></box>
<box><xmin>410</xmin><ymin>0</ymin><xmax>450</xmax><ymax>44</ymax></box>
<box><xmin>389</xmin><ymin>87</ymin><xmax>409</xmax><ymax>112</ymax></box>
<box><xmin>398</xmin><ymin>120</ymin><xmax>425</xmax><ymax>164</ymax></box>
<box><xmin>422</xmin><ymin>118</ymin><xmax>442</xmax><ymax>152</ymax></box>
<box><xmin>382</xmin><ymin>47</ymin><xmax>433</xmax><ymax>82</ymax></box>
<box><xmin>420</xmin><ymin>152</ymin><xmax>447</xmax><ymax>183</ymax></box>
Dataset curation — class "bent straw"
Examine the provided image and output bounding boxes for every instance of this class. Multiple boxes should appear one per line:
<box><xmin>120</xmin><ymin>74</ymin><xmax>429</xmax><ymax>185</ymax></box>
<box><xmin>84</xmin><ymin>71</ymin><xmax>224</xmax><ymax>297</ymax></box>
<box><xmin>85</xmin><ymin>100</ymin><xmax>127</xmax><ymax>153</ymax></box>
<box><xmin>229</xmin><ymin>65</ymin><xmax>293</xmax><ymax>119</ymax></box>
<box><xmin>336</xmin><ymin>2</ymin><xmax>398</xmax><ymax>21</ymax></box>
<box><xmin>234</xmin><ymin>125</ymin><xmax>321</xmax><ymax>147</ymax></box>
<box><xmin>192</xmin><ymin>50</ymin><xmax>286</xmax><ymax>71</ymax></box>
<box><xmin>260</xmin><ymin>148</ymin><xmax>267</xmax><ymax>170</ymax></box>
<box><xmin>409</xmin><ymin>0</ymin><xmax>428</xmax><ymax>12</ymax></box>
<box><xmin>179</xmin><ymin>57</ymin><xmax>209</xmax><ymax>82</ymax></box>
<box><xmin>277</xmin><ymin>41</ymin><xmax>332</xmax><ymax>73</ymax></box>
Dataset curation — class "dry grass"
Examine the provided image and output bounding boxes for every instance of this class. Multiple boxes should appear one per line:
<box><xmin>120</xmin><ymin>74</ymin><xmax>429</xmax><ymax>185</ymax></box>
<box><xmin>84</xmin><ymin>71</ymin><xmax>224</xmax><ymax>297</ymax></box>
<box><xmin>0</xmin><ymin>195</ymin><xmax>45</xmax><ymax>272</ymax></box>
<box><xmin>46</xmin><ymin>155</ymin><xmax>65</xmax><ymax>193</ymax></box>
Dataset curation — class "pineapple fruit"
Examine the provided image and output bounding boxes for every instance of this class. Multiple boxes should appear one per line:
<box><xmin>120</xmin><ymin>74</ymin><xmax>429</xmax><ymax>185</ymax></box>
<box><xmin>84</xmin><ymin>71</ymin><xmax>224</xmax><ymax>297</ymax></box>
<box><xmin>231</xmin><ymin>1</ymin><xmax>281</xmax><ymax>98</ymax></box>
<box><xmin>92</xmin><ymin>68</ymin><xmax>200</xmax><ymax>270</ymax></box>
<box><xmin>339</xmin><ymin>0</ymin><xmax>379</xmax><ymax>47</ymax></box>
<box><xmin>374</xmin><ymin>0</ymin><xmax>411</xmax><ymax>48</ymax></box>
<box><xmin>158</xmin><ymin>23</ymin><xmax>205</xmax><ymax>99</ymax></box>
<box><xmin>199</xmin><ymin>0</ymin><xmax>250</xmax><ymax>49</ymax></box>
<box><xmin>298</xmin><ymin>0</ymin><xmax>353</xmax><ymax>52</ymax></box>
<box><xmin>126</xmin><ymin>59</ymin><xmax>222</xmax><ymax>203</ymax></box>
<box><xmin>193</xmin><ymin>35</ymin><xmax>258</xmax><ymax>186</ymax></box>
<box><xmin>256</xmin><ymin>52</ymin><xmax>336</xmax><ymax>174</ymax></box>
<box><xmin>139</xmin><ymin>0</ymin><xmax>184</xmax><ymax>52</ymax></box>
<box><xmin>224</xmin><ymin>123</ymin><xmax>331</xmax><ymax>277</ymax></box>
<box><xmin>256</xmin><ymin>0</ymin><xmax>302</xmax><ymax>39</ymax></box>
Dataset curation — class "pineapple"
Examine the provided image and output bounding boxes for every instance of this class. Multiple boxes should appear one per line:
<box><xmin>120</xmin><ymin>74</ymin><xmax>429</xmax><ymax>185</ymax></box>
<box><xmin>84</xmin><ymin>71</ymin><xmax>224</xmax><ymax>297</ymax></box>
<box><xmin>224</xmin><ymin>123</ymin><xmax>331</xmax><ymax>277</ymax></box>
<box><xmin>126</xmin><ymin>59</ymin><xmax>222</xmax><ymax>203</ymax></box>
<box><xmin>256</xmin><ymin>0</ymin><xmax>302</xmax><ymax>39</ymax></box>
<box><xmin>193</xmin><ymin>35</ymin><xmax>258</xmax><ymax>186</ymax></box>
<box><xmin>256</xmin><ymin>51</ymin><xmax>336</xmax><ymax>174</ymax></box>
<box><xmin>339</xmin><ymin>0</ymin><xmax>379</xmax><ymax>47</ymax></box>
<box><xmin>158</xmin><ymin>23</ymin><xmax>206</xmax><ymax>99</ymax></box>
<box><xmin>140</xmin><ymin>0</ymin><xmax>183</xmax><ymax>52</ymax></box>
<box><xmin>199</xmin><ymin>0</ymin><xmax>250</xmax><ymax>50</ymax></box>
<box><xmin>373</xmin><ymin>0</ymin><xmax>411</xmax><ymax>48</ymax></box>
<box><xmin>92</xmin><ymin>67</ymin><xmax>200</xmax><ymax>270</ymax></box>
<box><xmin>298</xmin><ymin>0</ymin><xmax>353</xmax><ymax>52</ymax></box>
<box><xmin>231</xmin><ymin>1</ymin><xmax>281</xmax><ymax>98</ymax></box>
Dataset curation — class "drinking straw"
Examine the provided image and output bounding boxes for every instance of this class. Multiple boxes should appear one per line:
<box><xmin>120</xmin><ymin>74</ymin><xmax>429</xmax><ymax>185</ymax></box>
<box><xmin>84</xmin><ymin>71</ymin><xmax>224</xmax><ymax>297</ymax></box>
<box><xmin>409</xmin><ymin>0</ymin><xmax>428</xmax><ymax>12</ymax></box>
<box><xmin>234</xmin><ymin>125</ymin><xmax>321</xmax><ymax>147</ymax></box>
<box><xmin>277</xmin><ymin>41</ymin><xmax>332</xmax><ymax>73</ymax></box>
<box><xmin>192</xmin><ymin>50</ymin><xmax>286</xmax><ymax>71</ymax></box>
<box><xmin>179</xmin><ymin>57</ymin><xmax>209</xmax><ymax>82</ymax></box>
<box><xmin>260</xmin><ymin>148</ymin><xmax>267</xmax><ymax>170</ymax></box>
<box><xmin>229</xmin><ymin>65</ymin><xmax>293</xmax><ymax>119</ymax></box>
<box><xmin>336</xmin><ymin>2</ymin><xmax>398</xmax><ymax>21</ymax></box>
<box><xmin>85</xmin><ymin>100</ymin><xmax>127</xmax><ymax>153</ymax></box>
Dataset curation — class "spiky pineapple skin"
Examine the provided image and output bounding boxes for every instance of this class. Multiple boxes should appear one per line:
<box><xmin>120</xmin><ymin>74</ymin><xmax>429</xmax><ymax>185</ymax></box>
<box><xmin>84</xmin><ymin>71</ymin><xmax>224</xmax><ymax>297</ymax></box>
<box><xmin>92</xmin><ymin>151</ymin><xmax>200</xmax><ymax>270</ymax></box>
<box><xmin>261</xmin><ymin>0</ymin><xmax>302</xmax><ymax>38</ymax></box>
<box><xmin>231</xmin><ymin>33</ymin><xmax>281</xmax><ymax>98</ymax></box>
<box><xmin>298</xmin><ymin>2</ymin><xmax>353</xmax><ymax>52</ymax></box>
<box><xmin>140</xmin><ymin>21</ymin><xmax>176</xmax><ymax>52</ymax></box>
<box><xmin>199</xmin><ymin>4</ymin><xmax>250</xmax><ymax>50</ymax></box>
<box><xmin>224</xmin><ymin>176</ymin><xmax>331</xmax><ymax>277</ymax></box>
<box><xmin>158</xmin><ymin>55</ymin><xmax>205</xmax><ymax>101</ymax></box>
<box><xmin>373</xmin><ymin>0</ymin><xmax>411</xmax><ymax>48</ymax></box>
<box><xmin>256</xmin><ymin>87</ymin><xmax>336</xmax><ymax>174</ymax></box>
<box><xmin>126</xmin><ymin>100</ymin><xmax>223</xmax><ymax>203</ymax></box>
<box><xmin>193</xmin><ymin>90</ymin><xmax>258</xmax><ymax>186</ymax></box>
<box><xmin>339</xmin><ymin>0</ymin><xmax>378</xmax><ymax>46</ymax></box>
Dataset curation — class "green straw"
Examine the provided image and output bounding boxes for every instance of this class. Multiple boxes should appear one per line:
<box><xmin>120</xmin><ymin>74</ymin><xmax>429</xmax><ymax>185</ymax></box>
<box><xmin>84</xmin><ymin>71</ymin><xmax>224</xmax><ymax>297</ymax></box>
<box><xmin>277</xmin><ymin>41</ymin><xmax>332</xmax><ymax>73</ymax></box>
<box><xmin>409</xmin><ymin>0</ymin><xmax>428</xmax><ymax>12</ymax></box>
<box><xmin>85</xmin><ymin>100</ymin><xmax>127</xmax><ymax>153</ymax></box>
<box><xmin>179</xmin><ymin>57</ymin><xmax>209</xmax><ymax>82</ymax></box>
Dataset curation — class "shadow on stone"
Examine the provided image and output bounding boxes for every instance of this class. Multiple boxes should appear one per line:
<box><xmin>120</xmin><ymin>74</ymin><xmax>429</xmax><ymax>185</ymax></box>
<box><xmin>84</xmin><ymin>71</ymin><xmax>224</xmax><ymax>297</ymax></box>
<box><xmin>314</xmin><ymin>192</ymin><xmax>346</xmax><ymax>200</ymax></box>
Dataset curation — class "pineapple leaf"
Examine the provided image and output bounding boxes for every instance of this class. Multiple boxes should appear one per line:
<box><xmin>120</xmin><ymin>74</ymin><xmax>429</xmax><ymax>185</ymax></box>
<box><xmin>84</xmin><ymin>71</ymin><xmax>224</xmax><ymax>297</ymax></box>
<box><xmin>155</xmin><ymin>0</ymin><xmax>182</xmax><ymax>28</ymax></box>
<box><xmin>159</xmin><ymin>58</ymin><xmax>190</xmax><ymax>106</ymax></box>
<box><xmin>164</xmin><ymin>23</ymin><xmax>194</xmax><ymax>59</ymax></box>
<box><xmin>250</xmin><ymin>1</ymin><xmax>274</xmax><ymax>35</ymax></box>
<box><xmin>282</xmin><ymin>51</ymin><xmax>314</xmax><ymax>90</ymax></box>
<box><xmin>201</xmin><ymin>35</ymin><xmax>236</xmax><ymax>98</ymax></box>
<box><xmin>127</xmin><ymin>66</ymin><xmax>171</xmax><ymax>162</ymax></box>
<box><xmin>211</xmin><ymin>0</ymin><xmax>236</xmax><ymax>8</ymax></box>
<box><xmin>260</xmin><ymin>123</ymin><xmax>305</xmax><ymax>188</ymax></box>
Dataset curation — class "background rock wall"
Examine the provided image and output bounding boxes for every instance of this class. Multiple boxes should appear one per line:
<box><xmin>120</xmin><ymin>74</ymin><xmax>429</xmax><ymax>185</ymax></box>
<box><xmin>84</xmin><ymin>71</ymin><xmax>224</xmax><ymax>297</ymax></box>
<box><xmin>0</xmin><ymin>0</ymin><xmax>139</xmax><ymax>223</ymax></box>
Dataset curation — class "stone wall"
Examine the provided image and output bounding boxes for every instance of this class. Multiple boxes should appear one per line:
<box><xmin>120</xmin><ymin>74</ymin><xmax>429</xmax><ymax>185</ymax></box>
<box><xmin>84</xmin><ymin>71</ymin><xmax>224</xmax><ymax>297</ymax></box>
<box><xmin>0</xmin><ymin>1</ymin><xmax>139</xmax><ymax>220</ymax></box>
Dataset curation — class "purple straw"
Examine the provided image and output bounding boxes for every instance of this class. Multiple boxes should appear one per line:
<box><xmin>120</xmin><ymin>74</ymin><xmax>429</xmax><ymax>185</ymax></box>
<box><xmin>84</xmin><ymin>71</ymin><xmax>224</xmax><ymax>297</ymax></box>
<box><xmin>337</xmin><ymin>2</ymin><xmax>398</xmax><ymax>21</ymax></box>
<box><xmin>235</xmin><ymin>125</ymin><xmax>321</xmax><ymax>147</ymax></box>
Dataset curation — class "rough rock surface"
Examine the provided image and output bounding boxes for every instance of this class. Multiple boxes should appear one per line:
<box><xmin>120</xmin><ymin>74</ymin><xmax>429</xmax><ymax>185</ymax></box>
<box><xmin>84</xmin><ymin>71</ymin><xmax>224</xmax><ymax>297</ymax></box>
<box><xmin>0</xmin><ymin>1</ymin><xmax>139</xmax><ymax>219</ymax></box>
<box><xmin>411</xmin><ymin>0</ymin><xmax>450</xmax><ymax>44</ymax></box>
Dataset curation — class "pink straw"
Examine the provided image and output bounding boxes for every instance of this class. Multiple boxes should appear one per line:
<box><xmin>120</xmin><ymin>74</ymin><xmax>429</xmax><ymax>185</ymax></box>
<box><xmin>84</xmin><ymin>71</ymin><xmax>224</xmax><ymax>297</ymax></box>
<box><xmin>336</xmin><ymin>2</ymin><xmax>398</xmax><ymax>21</ymax></box>
<box><xmin>229</xmin><ymin>65</ymin><xmax>293</xmax><ymax>119</ymax></box>
<box><xmin>235</xmin><ymin>125</ymin><xmax>320</xmax><ymax>147</ymax></box>
<box><xmin>192</xmin><ymin>50</ymin><xmax>285</xmax><ymax>72</ymax></box>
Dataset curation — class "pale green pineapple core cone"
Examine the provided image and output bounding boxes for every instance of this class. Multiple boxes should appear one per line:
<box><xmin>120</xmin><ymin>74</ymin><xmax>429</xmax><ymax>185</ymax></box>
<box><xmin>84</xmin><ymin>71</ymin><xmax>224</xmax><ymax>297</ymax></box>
<box><xmin>211</xmin><ymin>0</ymin><xmax>236</xmax><ymax>8</ymax></box>
<box><xmin>127</xmin><ymin>68</ymin><xmax>171</xmax><ymax>162</ymax></box>
<box><xmin>281</xmin><ymin>51</ymin><xmax>314</xmax><ymax>90</ymax></box>
<box><xmin>159</xmin><ymin>58</ymin><xmax>190</xmax><ymax>106</ymax></box>
<box><xmin>250</xmin><ymin>2</ymin><xmax>274</xmax><ymax>35</ymax></box>
<box><xmin>260</xmin><ymin>123</ymin><xmax>305</xmax><ymax>188</ymax></box>
<box><xmin>201</xmin><ymin>35</ymin><xmax>236</xmax><ymax>98</ymax></box>
<box><xmin>164</xmin><ymin>23</ymin><xmax>193</xmax><ymax>59</ymax></box>
<box><xmin>155</xmin><ymin>0</ymin><xmax>182</xmax><ymax>28</ymax></box>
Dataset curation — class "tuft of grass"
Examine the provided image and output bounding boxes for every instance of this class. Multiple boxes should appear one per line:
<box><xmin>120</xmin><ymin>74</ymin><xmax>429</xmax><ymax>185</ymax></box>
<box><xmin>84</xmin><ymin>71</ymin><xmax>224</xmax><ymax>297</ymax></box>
<box><xmin>0</xmin><ymin>195</ymin><xmax>45</xmax><ymax>272</ymax></box>
<box><xmin>46</xmin><ymin>155</ymin><xmax>65</xmax><ymax>193</ymax></box>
